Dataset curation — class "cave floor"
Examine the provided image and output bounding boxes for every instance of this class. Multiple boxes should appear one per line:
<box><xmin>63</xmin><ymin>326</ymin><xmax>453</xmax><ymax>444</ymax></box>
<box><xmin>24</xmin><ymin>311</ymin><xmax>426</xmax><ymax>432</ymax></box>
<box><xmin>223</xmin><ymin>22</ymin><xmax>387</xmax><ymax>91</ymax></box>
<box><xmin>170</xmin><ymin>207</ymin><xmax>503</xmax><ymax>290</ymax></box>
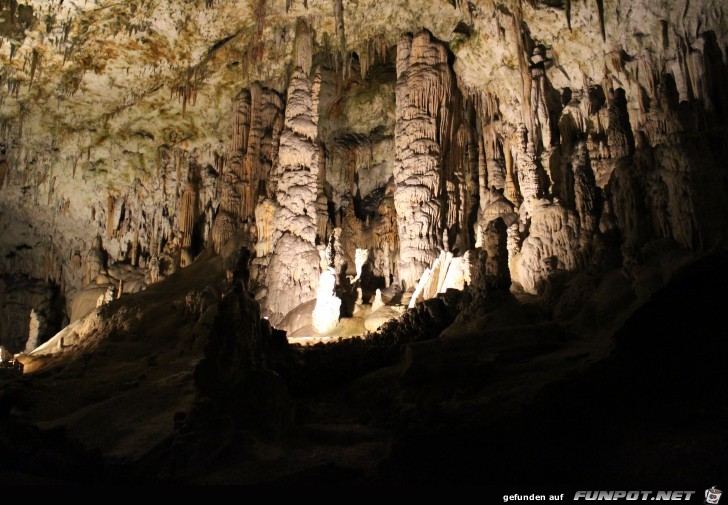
<box><xmin>0</xmin><ymin>254</ymin><xmax>726</xmax><ymax>486</ymax></box>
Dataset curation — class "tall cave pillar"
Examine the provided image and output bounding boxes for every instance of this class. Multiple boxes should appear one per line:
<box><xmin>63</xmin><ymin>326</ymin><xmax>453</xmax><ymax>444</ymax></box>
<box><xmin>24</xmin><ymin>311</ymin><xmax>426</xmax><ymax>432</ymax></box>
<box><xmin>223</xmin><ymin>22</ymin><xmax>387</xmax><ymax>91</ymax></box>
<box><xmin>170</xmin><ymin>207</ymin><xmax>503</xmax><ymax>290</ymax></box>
<box><xmin>265</xmin><ymin>68</ymin><xmax>323</xmax><ymax>323</ymax></box>
<box><xmin>393</xmin><ymin>31</ymin><xmax>455</xmax><ymax>290</ymax></box>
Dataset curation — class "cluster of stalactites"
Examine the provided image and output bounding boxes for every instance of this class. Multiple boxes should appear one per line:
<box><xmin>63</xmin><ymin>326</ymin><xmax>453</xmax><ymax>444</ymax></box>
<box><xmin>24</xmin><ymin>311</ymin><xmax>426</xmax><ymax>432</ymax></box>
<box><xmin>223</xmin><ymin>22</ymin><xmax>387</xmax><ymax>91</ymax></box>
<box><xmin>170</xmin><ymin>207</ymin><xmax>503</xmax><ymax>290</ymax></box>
<box><xmin>228</xmin><ymin>84</ymin><xmax>285</xmax><ymax>222</ymax></box>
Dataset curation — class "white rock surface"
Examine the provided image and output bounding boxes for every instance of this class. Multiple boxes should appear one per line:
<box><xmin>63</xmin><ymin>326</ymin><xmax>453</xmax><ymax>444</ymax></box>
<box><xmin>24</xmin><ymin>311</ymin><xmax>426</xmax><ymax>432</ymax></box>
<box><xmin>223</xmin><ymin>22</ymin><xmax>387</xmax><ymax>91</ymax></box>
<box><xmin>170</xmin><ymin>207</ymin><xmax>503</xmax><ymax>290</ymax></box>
<box><xmin>312</xmin><ymin>268</ymin><xmax>342</xmax><ymax>334</ymax></box>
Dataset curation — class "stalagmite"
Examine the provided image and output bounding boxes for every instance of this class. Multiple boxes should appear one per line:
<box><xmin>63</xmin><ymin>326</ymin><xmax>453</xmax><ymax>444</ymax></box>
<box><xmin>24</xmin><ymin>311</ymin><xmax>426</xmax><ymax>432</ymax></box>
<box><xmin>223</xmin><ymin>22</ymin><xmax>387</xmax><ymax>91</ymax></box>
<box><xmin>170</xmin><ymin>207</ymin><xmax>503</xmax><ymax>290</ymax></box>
<box><xmin>371</xmin><ymin>288</ymin><xmax>385</xmax><ymax>312</ymax></box>
<box><xmin>24</xmin><ymin>309</ymin><xmax>42</xmax><ymax>353</ymax></box>
<box><xmin>312</xmin><ymin>267</ymin><xmax>341</xmax><ymax>333</ymax></box>
<box><xmin>149</xmin><ymin>255</ymin><xmax>160</xmax><ymax>284</ymax></box>
<box><xmin>96</xmin><ymin>286</ymin><xmax>115</xmax><ymax>307</ymax></box>
<box><xmin>480</xmin><ymin>188</ymin><xmax>516</xmax><ymax>230</ymax></box>
<box><xmin>507</xmin><ymin>222</ymin><xmax>520</xmax><ymax>272</ymax></box>
<box><xmin>354</xmin><ymin>287</ymin><xmax>363</xmax><ymax>312</ymax></box>
<box><xmin>352</xmin><ymin>248</ymin><xmax>368</xmax><ymax>283</ymax></box>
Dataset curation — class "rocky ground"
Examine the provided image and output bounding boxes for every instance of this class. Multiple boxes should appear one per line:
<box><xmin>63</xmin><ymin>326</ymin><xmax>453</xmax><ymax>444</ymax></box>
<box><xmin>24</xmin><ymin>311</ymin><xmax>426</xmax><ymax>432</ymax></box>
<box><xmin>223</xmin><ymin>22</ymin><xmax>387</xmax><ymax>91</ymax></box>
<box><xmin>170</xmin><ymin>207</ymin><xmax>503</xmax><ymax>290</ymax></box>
<box><xmin>0</xmin><ymin>250</ymin><xmax>724</xmax><ymax>486</ymax></box>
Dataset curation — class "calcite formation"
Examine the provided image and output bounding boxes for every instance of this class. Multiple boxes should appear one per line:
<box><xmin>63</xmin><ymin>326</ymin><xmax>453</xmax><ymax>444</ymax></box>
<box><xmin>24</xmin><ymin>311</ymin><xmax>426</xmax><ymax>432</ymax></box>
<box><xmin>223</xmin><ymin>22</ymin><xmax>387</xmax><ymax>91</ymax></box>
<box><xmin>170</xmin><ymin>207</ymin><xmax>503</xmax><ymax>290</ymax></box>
<box><xmin>24</xmin><ymin>309</ymin><xmax>41</xmax><ymax>354</ymax></box>
<box><xmin>409</xmin><ymin>250</ymin><xmax>473</xmax><ymax>308</ymax></box>
<box><xmin>0</xmin><ymin>0</ymin><xmax>725</xmax><ymax>348</ymax></box>
<box><xmin>265</xmin><ymin>66</ymin><xmax>323</xmax><ymax>322</ymax></box>
<box><xmin>394</xmin><ymin>31</ymin><xmax>459</xmax><ymax>290</ymax></box>
<box><xmin>311</xmin><ymin>268</ymin><xmax>341</xmax><ymax>333</ymax></box>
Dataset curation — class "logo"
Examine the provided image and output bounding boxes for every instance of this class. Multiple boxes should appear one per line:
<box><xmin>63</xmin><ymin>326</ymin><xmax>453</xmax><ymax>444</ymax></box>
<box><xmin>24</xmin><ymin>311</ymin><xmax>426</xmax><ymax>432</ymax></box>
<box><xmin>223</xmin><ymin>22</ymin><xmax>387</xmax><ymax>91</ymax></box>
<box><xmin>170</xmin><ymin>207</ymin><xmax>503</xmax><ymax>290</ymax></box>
<box><xmin>706</xmin><ymin>487</ymin><xmax>721</xmax><ymax>505</ymax></box>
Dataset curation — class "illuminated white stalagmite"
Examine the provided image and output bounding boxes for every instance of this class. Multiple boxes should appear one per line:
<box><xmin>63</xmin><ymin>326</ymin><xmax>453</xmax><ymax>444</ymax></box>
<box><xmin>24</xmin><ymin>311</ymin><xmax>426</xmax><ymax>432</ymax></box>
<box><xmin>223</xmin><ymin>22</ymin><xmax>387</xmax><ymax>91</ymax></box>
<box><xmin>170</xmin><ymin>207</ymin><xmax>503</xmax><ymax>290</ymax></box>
<box><xmin>352</xmin><ymin>248</ymin><xmax>368</xmax><ymax>283</ymax></box>
<box><xmin>312</xmin><ymin>268</ymin><xmax>341</xmax><ymax>333</ymax></box>
<box><xmin>371</xmin><ymin>288</ymin><xmax>385</xmax><ymax>312</ymax></box>
<box><xmin>24</xmin><ymin>309</ymin><xmax>42</xmax><ymax>353</ymax></box>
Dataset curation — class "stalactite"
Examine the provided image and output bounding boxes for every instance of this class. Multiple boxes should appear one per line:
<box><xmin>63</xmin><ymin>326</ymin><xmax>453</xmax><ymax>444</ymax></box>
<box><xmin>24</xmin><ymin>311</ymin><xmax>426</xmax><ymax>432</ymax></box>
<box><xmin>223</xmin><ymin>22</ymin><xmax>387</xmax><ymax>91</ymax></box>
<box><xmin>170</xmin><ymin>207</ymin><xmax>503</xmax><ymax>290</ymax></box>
<box><xmin>605</xmin><ymin>84</ymin><xmax>634</xmax><ymax>160</ymax></box>
<box><xmin>466</xmin><ymin>124</ymin><xmax>480</xmax><ymax>244</ymax></box>
<box><xmin>131</xmin><ymin>231</ymin><xmax>139</xmax><ymax>267</ymax></box>
<box><xmin>0</xmin><ymin>159</ymin><xmax>8</xmax><ymax>190</ymax></box>
<box><xmin>333</xmin><ymin>0</ymin><xmax>347</xmax><ymax>80</ymax></box>
<box><xmin>254</xmin><ymin>197</ymin><xmax>276</xmax><ymax>257</ymax></box>
<box><xmin>252</xmin><ymin>0</ymin><xmax>267</xmax><ymax>62</ymax></box>
<box><xmin>231</xmin><ymin>89</ymin><xmax>251</xmax><ymax>154</ymax></box>
<box><xmin>503</xmin><ymin>136</ymin><xmax>520</xmax><ymax>207</ymax></box>
<box><xmin>449</xmin><ymin>123</ymin><xmax>469</xmax><ymax>247</ymax></box>
<box><xmin>28</xmin><ymin>48</ymin><xmax>40</xmax><ymax>90</ymax></box>
<box><xmin>178</xmin><ymin>181</ymin><xmax>198</xmax><ymax>249</ymax></box>
<box><xmin>686</xmin><ymin>38</ymin><xmax>712</xmax><ymax>111</ymax></box>
<box><xmin>477</xmin><ymin>136</ymin><xmax>488</xmax><ymax>210</ymax></box>
<box><xmin>229</xmin><ymin>84</ymin><xmax>284</xmax><ymax>223</ymax></box>
<box><xmin>106</xmin><ymin>194</ymin><xmax>116</xmax><ymax>239</ymax></box>
<box><xmin>484</xmin><ymin>127</ymin><xmax>505</xmax><ymax>190</ymax></box>
<box><xmin>294</xmin><ymin>19</ymin><xmax>313</xmax><ymax>75</ymax></box>
<box><xmin>529</xmin><ymin>46</ymin><xmax>552</xmax><ymax>153</ymax></box>
<box><xmin>572</xmin><ymin>141</ymin><xmax>598</xmax><ymax>234</ymax></box>
<box><xmin>596</xmin><ymin>0</ymin><xmax>605</xmax><ymax>42</ymax></box>
<box><xmin>565</xmin><ymin>0</ymin><xmax>571</xmax><ymax>31</ymax></box>
<box><xmin>512</xmin><ymin>124</ymin><xmax>541</xmax><ymax>223</ymax></box>
<box><xmin>172</xmin><ymin>67</ymin><xmax>202</xmax><ymax>116</ymax></box>
<box><xmin>315</xmin><ymin>144</ymin><xmax>329</xmax><ymax>244</ymax></box>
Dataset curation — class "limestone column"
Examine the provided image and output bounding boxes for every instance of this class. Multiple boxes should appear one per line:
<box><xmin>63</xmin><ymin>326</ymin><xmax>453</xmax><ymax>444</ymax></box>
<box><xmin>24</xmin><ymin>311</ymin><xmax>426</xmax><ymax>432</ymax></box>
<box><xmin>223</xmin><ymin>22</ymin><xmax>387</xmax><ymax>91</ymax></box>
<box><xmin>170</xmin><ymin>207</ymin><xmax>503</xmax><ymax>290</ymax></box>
<box><xmin>393</xmin><ymin>31</ymin><xmax>456</xmax><ymax>290</ymax></box>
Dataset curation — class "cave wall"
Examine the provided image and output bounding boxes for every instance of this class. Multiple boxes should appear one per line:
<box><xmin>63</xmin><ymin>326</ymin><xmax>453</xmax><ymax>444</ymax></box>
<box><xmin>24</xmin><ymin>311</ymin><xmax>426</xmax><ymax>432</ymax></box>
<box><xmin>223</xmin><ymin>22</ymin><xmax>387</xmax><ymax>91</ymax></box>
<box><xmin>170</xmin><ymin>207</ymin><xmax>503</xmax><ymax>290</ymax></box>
<box><xmin>0</xmin><ymin>0</ymin><xmax>726</xmax><ymax>327</ymax></box>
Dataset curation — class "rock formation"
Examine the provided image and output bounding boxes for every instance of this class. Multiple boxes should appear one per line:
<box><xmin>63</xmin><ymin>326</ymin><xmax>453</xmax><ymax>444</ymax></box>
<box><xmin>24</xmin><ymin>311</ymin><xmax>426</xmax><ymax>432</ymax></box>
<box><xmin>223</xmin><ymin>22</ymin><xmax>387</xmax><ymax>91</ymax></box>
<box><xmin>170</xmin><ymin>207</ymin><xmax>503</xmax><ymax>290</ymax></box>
<box><xmin>0</xmin><ymin>0</ymin><xmax>724</xmax><ymax>344</ymax></box>
<box><xmin>178</xmin><ymin>180</ymin><xmax>198</xmax><ymax>250</ymax></box>
<box><xmin>265</xmin><ymin>67</ymin><xmax>323</xmax><ymax>323</ymax></box>
<box><xmin>394</xmin><ymin>31</ymin><xmax>459</xmax><ymax>290</ymax></box>
<box><xmin>409</xmin><ymin>250</ymin><xmax>473</xmax><ymax>308</ymax></box>
<box><xmin>24</xmin><ymin>309</ymin><xmax>42</xmax><ymax>354</ymax></box>
<box><xmin>312</xmin><ymin>268</ymin><xmax>341</xmax><ymax>333</ymax></box>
